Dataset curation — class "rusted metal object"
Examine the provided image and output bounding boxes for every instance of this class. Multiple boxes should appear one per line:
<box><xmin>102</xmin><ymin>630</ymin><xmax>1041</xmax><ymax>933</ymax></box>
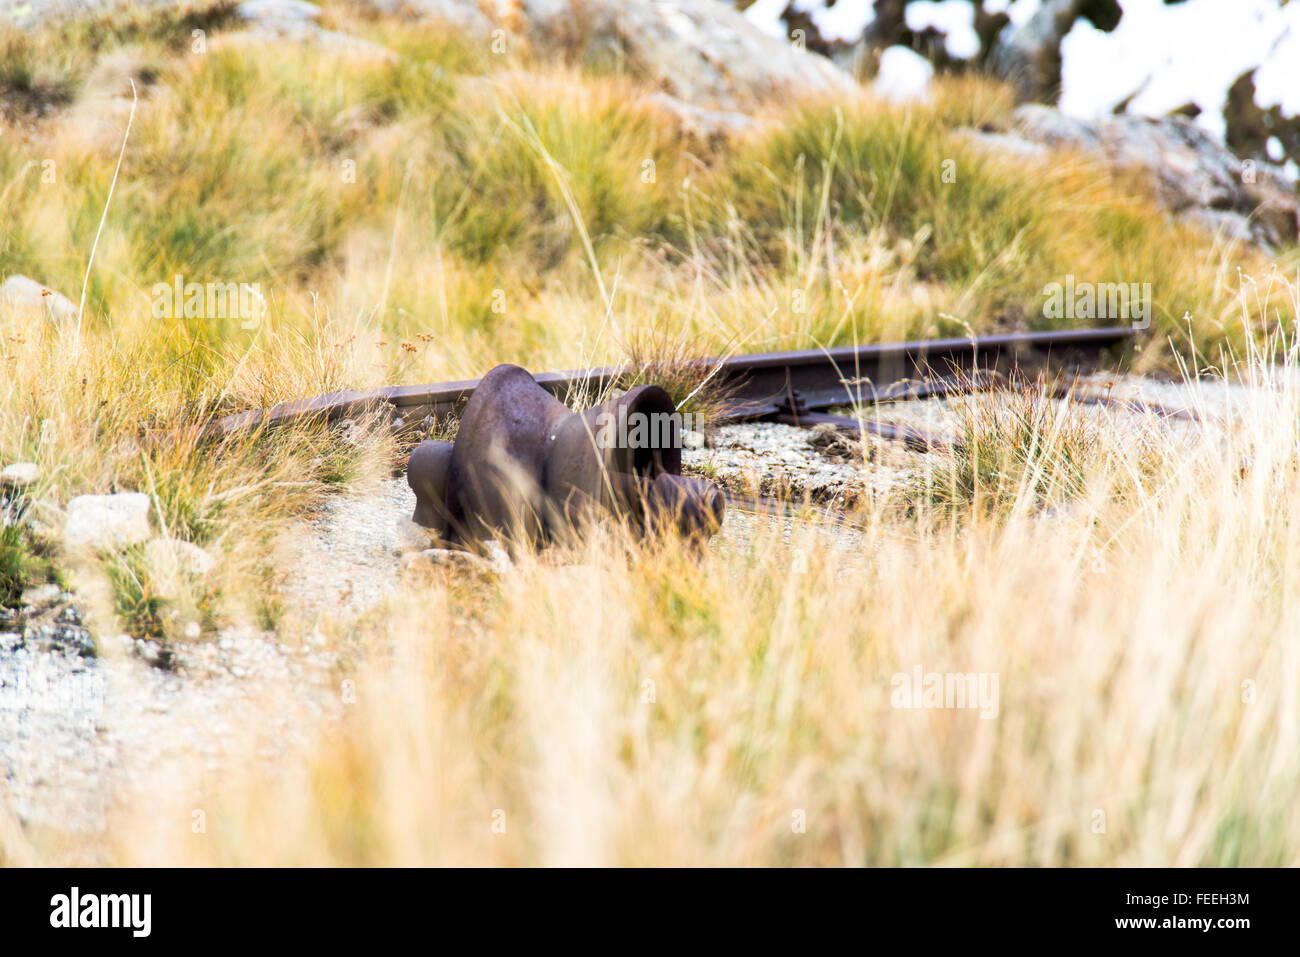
<box><xmin>407</xmin><ymin>364</ymin><xmax>724</xmax><ymax>546</ymax></box>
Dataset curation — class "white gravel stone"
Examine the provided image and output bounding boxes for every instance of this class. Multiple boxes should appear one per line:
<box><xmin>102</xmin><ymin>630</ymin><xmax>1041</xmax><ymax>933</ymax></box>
<box><xmin>1</xmin><ymin>622</ymin><xmax>341</xmax><ymax>835</ymax></box>
<box><xmin>63</xmin><ymin>492</ymin><xmax>152</xmax><ymax>550</ymax></box>
<box><xmin>481</xmin><ymin>540</ymin><xmax>512</xmax><ymax>574</ymax></box>
<box><xmin>400</xmin><ymin>540</ymin><xmax>512</xmax><ymax>577</ymax></box>
<box><xmin>19</xmin><ymin>583</ymin><xmax>61</xmax><ymax>609</ymax></box>
<box><xmin>683</xmin><ymin>421</ymin><xmax>894</xmax><ymax>506</ymax></box>
<box><xmin>1</xmin><ymin>462</ymin><xmax>40</xmax><ymax>489</ymax></box>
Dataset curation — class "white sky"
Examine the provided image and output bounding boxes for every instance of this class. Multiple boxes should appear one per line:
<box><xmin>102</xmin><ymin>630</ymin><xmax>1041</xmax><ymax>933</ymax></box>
<box><xmin>744</xmin><ymin>0</ymin><xmax>1300</xmax><ymax>145</ymax></box>
<box><xmin>1059</xmin><ymin>0</ymin><xmax>1300</xmax><ymax>142</ymax></box>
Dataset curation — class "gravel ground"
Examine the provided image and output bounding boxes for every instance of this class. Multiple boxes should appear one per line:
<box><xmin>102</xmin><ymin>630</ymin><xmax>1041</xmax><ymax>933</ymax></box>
<box><xmin>279</xmin><ymin>477</ymin><xmax>429</xmax><ymax>620</ymax></box>
<box><xmin>683</xmin><ymin>422</ymin><xmax>920</xmax><ymax>507</ymax></box>
<box><xmin>1</xmin><ymin>622</ymin><xmax>338</xmax><ymax>839</ymax></box>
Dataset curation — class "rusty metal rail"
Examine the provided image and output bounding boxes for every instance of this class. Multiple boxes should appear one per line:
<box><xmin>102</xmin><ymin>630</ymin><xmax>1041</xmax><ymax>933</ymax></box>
<box><xmin>217</xmin><ymin>326</ymin><xmax>1136</xmax><ymax>437</ymax></box>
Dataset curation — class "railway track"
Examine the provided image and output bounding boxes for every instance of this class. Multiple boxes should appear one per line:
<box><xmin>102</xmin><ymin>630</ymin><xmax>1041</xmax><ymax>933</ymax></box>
<box><xmin>217</xmin><ymin>326</ymin><xmax>1139</xmax><ymax>441</ymax></box>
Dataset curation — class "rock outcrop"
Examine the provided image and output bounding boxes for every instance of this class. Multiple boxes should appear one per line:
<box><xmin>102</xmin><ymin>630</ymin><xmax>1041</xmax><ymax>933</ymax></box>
<box><xmin>364</xmin><ymin>0</ymin><xmax>496</xmax><ymax>34</ymax></box>
<box><xmin>501</xmin><ymin>0</ymin><xmax>854</xmax><ymax>110</ymax></box>
<box><xmin>963</xmin><ymin>104</ymin><xmax>1299</xmax><ymax>250</ymax></box>
<box><xmin>646</xmin><ymin>92</ymin><xmax>758</xmax><ymax>141</ymax></box>
<box><xmin>7</xmin><ymin>1</ymin><xmax>854</xmax><ymax>117</ymax></box>
<box><xmin>229</xmin><ymin>0</ymin><xmax>396</xmax><ymax>57</ymax></box>
<box><xmin>382</xmin><ymin>0</ymin><xmax>855</xmax><ymax>111</ymax></box>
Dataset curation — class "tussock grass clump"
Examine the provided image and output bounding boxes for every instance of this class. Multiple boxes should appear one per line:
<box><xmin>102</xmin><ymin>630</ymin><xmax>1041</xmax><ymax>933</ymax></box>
<box><xmin>714</xmin><ymin>96</ymin><xmax>1281</xmax><ymax>351</ymax></box>
<box><xmin>0</xmin><ymin>2</ymin><xmax>235</xmax><ymax>99</ymax></box>
<box><xmin>0</xmin><ymin>522</ymin><xmax>59</xmax><ymax>606</ymax></box>
<box><xmin>101</xmin><ymin>545</ymin><xmax>169</xmax><ymax>639</ymax></box>
<box><xmin>910</xmin><ymin>379</ymin><xmax>1162</xmax><ymax>520</ymax></box>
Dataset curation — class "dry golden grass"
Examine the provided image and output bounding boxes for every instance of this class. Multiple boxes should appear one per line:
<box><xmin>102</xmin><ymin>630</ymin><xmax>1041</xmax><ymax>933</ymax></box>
<box><xmin>53</xmin><ymin>289</ymin><xmax>1297</xmax><ymax>867</ymax></box>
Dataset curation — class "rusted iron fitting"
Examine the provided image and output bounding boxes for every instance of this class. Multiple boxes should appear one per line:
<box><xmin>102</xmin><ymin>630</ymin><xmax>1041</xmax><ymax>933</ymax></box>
<box><xmin>407</xmin><ymin>364</ymin><xmax>725</xmax><ymax>547</ymax></box>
